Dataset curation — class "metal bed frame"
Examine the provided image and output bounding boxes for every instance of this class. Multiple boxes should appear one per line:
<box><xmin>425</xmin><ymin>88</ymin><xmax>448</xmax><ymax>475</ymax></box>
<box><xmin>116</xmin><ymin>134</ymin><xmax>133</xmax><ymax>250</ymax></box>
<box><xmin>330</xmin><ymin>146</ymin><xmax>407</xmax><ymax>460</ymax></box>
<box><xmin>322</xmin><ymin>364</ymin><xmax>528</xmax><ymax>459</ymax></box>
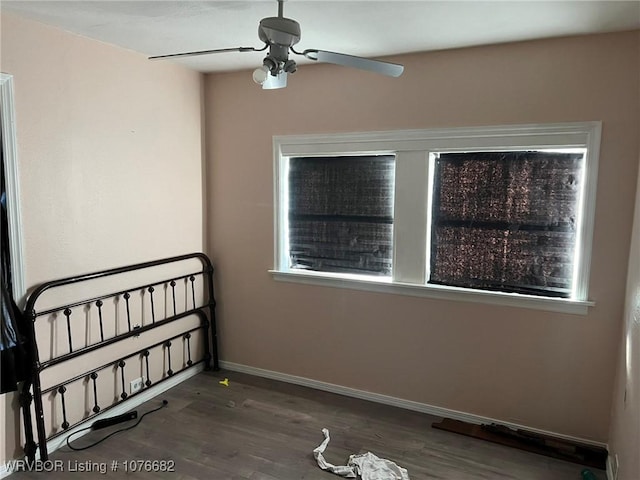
<box><xmin>18</xmin><ymin>253</ymin><xmax>218</xmax><ymax>462</ymax></box>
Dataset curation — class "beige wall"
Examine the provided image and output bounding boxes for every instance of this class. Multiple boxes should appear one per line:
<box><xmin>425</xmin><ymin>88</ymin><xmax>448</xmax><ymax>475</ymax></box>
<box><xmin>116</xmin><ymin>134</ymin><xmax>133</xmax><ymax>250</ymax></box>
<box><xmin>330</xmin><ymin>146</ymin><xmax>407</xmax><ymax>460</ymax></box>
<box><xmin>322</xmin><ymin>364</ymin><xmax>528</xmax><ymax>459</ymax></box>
<box><xmin>609</xmin><ymin>151</ymin><xmax>640</xmax><ymax>480</ymax></box>
<box><xmin>0</xmin><ymin>13</ymin><xmax>204</xmax><ymax>463</ymax></box>
<box><xmin>205</xmin><ymin>31</ymin><xmax>640</xmax><ymax>443</ymax></box>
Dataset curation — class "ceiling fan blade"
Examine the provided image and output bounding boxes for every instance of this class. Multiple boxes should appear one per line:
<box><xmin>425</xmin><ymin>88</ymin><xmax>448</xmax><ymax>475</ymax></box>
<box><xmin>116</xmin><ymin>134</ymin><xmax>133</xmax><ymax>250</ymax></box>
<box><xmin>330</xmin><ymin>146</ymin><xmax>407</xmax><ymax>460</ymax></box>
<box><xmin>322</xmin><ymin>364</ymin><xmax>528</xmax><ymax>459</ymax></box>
<box><xmin>301</xmin><ymin>49</ymin><xmax>404</xmax><ymax>77</ymax></box>
<box><xmin>149</xmin><ymin>45</ymin><xmax>266</xmax><ymax>60</ymax></box>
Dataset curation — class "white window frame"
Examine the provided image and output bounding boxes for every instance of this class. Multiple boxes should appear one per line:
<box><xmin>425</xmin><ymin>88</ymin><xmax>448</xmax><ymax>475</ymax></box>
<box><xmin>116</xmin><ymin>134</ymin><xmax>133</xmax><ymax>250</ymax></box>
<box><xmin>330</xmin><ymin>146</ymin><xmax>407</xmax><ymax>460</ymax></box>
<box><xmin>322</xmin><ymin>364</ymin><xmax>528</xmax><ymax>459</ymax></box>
<box><xmin>271</xmin><ymin>122</ymin><xmax>601</xmax><ymax>315</ymax></box>
<box><xmin>1</xmin><ymin>73</ymin><xmax>26</xmax><ymax>306</ymax></box>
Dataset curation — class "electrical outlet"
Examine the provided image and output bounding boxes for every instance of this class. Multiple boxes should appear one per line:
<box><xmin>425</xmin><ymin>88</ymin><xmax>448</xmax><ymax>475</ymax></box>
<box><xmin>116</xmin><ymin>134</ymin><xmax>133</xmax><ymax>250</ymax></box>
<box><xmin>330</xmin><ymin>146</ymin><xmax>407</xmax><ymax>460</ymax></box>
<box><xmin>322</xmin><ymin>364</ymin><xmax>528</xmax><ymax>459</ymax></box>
<box><xmin>130</xmin><ymin>377</ymin><xmax>144</xmax><ymax>394</ymax></box>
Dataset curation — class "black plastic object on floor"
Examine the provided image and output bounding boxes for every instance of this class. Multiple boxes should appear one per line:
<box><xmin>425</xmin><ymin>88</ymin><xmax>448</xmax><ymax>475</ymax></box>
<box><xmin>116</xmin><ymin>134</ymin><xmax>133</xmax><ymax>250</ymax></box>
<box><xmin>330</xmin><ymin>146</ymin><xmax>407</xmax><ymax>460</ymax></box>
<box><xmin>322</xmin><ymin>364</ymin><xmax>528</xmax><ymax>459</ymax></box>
<box><xmin>92</xmin><ymin>411</ymin><xmax>138</xmax><ymax>430</ymax></box>
<box><xmin>432</xmin><ymin>418</ymin><xmax>607</xmax><ymax>470</ymax></box>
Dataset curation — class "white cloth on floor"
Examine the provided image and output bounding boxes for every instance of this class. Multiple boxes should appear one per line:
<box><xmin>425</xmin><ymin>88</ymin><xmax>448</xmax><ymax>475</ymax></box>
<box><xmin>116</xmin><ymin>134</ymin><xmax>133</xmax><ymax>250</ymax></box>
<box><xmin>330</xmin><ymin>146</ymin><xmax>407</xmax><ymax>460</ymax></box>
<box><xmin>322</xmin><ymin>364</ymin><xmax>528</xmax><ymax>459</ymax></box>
<box><xmin>313</xmin><ymin>428</ymin><xmax>410</xmax><ymax>480</ymax></box>
<box><xmin>350</xmin><ymin>452</ymin><xmax>410</xmax><ymax>480</ymax></box>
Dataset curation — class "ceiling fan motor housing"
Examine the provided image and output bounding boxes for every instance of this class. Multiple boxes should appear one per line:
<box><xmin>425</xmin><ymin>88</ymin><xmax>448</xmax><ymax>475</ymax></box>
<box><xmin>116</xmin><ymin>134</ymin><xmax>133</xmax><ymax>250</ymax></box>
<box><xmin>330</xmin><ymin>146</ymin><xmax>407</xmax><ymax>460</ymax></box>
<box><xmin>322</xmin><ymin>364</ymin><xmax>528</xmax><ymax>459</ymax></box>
<box><xmin>258</xmin><ymin>17</ymin><xmax>301</xmax><ymax>48</ymax></box>
<box><xmin>259</xmin><ymin>16</ymin><xmax>301</xmax><ymax>75</ymax></box>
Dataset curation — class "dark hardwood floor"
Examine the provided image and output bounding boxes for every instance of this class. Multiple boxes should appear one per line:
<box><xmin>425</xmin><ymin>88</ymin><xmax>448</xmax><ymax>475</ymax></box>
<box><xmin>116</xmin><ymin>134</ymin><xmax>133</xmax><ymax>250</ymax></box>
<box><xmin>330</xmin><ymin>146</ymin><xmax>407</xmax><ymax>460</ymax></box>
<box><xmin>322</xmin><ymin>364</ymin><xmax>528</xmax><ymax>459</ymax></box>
<box><xmin>12</xmin><ymin>370</ymin><xmax>606</xmax><ymax>479</ymax></box>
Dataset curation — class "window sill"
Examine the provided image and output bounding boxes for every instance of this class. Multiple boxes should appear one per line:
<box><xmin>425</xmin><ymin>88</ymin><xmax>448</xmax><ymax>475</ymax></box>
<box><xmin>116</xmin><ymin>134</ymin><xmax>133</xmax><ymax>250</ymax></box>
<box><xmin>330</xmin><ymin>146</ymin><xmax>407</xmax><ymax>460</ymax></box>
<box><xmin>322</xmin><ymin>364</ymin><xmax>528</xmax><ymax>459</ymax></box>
<box><xmin>269</xmin><ymin>270</ymin><xmax>594</xmax><ymax>315</ymax></box>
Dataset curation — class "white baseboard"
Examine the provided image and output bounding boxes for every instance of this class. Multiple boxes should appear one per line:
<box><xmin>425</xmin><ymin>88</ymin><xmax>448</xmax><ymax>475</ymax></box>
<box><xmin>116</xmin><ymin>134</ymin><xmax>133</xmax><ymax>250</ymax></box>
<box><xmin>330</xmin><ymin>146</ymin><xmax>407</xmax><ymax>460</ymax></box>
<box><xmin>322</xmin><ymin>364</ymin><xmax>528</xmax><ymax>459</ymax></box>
<box><xmin>0</xmin><ymin>365</ymin><xmax>203</xmax><ymax>479</ymax></box>
<box><xmin>219</xmin><ymin>360</ymin><xmax>608</xmax><ymax>450</ymax></box>
<box><xmin>606</xmin><ymin>454</ymin><xmax>617</xmax><ymax>480</ymax></box>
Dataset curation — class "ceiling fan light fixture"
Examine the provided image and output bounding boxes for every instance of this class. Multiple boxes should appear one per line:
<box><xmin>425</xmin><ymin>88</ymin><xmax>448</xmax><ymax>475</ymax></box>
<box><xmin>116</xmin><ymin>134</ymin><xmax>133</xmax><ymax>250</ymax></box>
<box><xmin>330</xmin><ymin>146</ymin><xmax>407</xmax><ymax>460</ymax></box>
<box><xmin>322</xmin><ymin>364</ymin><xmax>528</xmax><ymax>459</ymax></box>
<box><xmin>253</xmin><ymin>55</ymin><xmax>286</xmax><ymax>87</ymax></box>
<box><xmin>252</xmin><ymin>65</ymin><xmax>270</xmax><ymax>85</ymax></box>
<box><xmin>262</xmin><ymin>71</ymin><xmax>288</xmax><ymax>90</ymax></box>
<box><xmin>283</xmin><ymin>59</ymin><xmax>297</xmax><ymax>74</ymax></box>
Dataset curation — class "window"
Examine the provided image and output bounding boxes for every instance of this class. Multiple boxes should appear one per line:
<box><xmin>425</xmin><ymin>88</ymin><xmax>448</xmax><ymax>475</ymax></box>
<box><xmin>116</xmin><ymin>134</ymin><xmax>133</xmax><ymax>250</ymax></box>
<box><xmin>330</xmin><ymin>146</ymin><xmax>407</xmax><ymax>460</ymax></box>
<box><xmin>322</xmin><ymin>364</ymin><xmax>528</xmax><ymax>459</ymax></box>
<box><xmin>429</xmin><ymin>151</ymin><xmax>583</xmax><ymax>298</ymax></box>
<box><xmin>272</xmin><ymin>122</ymin><xmax>601</xmax><ymax>314</ymax></box>
<box><xmin>288</xmin><ymin>155</ymin><xmax>395</xmax><ymax>276</ymax></box>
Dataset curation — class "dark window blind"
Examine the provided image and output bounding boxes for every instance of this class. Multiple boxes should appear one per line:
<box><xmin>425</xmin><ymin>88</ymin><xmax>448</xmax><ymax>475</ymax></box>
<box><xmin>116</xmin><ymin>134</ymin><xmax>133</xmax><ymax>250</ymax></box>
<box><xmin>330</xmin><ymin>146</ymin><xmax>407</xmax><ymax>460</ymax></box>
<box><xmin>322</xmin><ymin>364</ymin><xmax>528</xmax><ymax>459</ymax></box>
<box><xmin>288</xmin><ymin>155</ymin><xmax>395</xmax><ymax>275</ymax></box>
<box><xmin>430</xmin><ymin>151</ymin><xmax>584</xmax><ymax>297</ymax></box>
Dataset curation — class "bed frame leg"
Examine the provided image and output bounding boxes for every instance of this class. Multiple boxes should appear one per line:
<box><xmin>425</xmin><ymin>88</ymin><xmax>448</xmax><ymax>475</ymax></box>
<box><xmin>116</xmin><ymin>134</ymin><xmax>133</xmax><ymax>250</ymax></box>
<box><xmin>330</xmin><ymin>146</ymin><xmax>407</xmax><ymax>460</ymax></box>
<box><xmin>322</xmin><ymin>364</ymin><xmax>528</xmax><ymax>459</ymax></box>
<box><xmin>20</xmin><ymin>386</ymin><xmax>37</xmax><ymax>463</ymax></box>
<box><xmin>205</xmin><ymin>263</ymin><xmax>219</xmax><ymax>371</ymax></box>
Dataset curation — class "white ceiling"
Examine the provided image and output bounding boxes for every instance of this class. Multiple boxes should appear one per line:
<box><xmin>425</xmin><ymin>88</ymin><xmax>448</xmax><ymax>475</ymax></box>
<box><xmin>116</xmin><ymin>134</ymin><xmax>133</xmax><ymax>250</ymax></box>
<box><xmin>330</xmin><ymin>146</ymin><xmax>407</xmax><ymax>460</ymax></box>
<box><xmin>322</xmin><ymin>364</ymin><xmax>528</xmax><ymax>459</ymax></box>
<box><xmin>2</xmin><ymin>1</ymin><xmax>639</xmax><ymax>73</ymax></box>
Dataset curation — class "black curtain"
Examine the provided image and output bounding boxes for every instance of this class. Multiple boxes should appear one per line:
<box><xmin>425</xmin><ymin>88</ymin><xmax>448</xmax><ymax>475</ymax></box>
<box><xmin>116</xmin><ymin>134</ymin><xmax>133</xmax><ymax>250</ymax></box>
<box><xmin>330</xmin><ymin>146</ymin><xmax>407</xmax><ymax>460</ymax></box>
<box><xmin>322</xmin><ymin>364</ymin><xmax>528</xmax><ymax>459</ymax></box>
<box><xmin>1</xmin><ymin>128</ymin><xmax>29</xmax><ymax>393</ymax></box>
<box><xmin>430</xmin><ymin>151</ymin><xmax>583</xmax><ymax>297</ymax></box>
<box><xmin>288</xmin><ymin>155</ymin><xmax>395</xmax><ymax>276</ymax></box>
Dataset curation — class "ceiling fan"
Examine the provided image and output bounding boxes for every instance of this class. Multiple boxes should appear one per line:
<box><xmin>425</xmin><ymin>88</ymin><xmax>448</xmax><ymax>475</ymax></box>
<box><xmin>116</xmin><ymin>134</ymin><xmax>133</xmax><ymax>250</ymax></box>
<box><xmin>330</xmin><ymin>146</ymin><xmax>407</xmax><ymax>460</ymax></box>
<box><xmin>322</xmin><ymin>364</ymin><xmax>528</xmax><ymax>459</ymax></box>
<box><xmin>149</xmin><ymin>0</ymin><xmax>404</xmax><ymax>89</ymax></box>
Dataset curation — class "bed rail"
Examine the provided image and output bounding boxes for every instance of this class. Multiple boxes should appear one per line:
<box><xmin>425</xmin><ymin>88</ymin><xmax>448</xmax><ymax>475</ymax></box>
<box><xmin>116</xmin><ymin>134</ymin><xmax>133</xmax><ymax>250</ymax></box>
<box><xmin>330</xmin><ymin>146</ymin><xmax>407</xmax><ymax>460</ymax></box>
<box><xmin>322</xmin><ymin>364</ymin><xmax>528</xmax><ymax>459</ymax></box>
<box><xmin>19</xmin><ymin>252</ymin><xmax>218</xmax><ymax>462</ymax></box>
